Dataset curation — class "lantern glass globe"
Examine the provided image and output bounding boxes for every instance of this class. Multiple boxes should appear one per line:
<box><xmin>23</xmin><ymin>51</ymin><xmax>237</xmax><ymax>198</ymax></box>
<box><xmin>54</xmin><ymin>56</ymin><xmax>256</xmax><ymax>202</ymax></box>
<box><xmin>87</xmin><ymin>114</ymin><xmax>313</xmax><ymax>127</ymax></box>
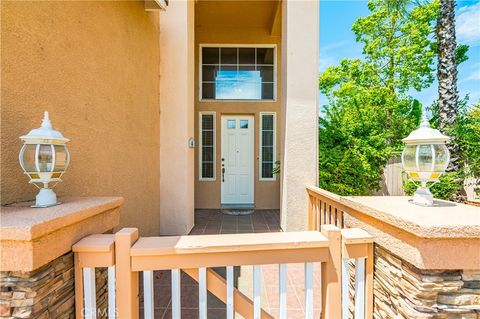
<box><xmin>401</xmin><ymin>113</ymin><xmax>450</xmax><ymax>206</ymax></box>
<box><xmin>19</xmin><ymin>144</ymin><xmax>70</xmax><ymax>179</ymax></box>
<box><xmin>19</xmin><ymin>112</ymin><xmax>70</xmax><ymax>208</ymax></box>
<box><xmin>401</xmin><ymin>143</ymin><xmax>450</xmax><ymax>180</ymax></box>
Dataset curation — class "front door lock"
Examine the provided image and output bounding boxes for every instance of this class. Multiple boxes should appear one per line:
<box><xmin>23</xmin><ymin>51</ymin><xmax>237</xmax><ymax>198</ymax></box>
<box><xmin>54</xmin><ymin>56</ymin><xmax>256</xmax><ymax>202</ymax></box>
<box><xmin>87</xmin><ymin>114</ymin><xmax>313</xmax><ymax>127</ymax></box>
<box><xmin>221</xmin><ymin>158</ymin><xmax>225</xmax><ymax>182</ymax></box>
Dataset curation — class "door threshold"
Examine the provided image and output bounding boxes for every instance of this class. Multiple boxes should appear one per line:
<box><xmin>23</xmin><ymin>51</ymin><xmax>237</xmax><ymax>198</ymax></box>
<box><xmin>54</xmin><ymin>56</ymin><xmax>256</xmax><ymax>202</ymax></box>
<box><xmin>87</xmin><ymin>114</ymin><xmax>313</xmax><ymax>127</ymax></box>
<box><xmin>221</xmin><ymin>204</ymin><xmax>255</xmax><ymax>209</ymax></box>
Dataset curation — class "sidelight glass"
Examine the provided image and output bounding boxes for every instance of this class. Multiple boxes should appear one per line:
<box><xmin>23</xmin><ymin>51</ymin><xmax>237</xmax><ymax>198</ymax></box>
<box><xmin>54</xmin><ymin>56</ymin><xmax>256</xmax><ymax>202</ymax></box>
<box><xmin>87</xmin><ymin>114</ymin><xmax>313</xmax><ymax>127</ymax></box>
<box><xmin>200</xmin><ymin>114</ymin><xmax>215</xmax><ymax>180</ymax></box>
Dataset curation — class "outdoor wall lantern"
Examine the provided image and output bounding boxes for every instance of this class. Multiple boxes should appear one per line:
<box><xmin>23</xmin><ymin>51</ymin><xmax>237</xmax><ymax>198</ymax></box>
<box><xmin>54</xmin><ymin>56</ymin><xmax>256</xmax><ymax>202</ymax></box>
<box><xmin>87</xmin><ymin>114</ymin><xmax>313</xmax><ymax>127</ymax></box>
<box><xmin>19</xmin><ymin>112</ymin><xmax>70</xmax><ymax>207</ymax></box>
<box><xmin>401</xmin><ymin>113</ymin><xmax>450</xmax><ymax>206</ymax></box>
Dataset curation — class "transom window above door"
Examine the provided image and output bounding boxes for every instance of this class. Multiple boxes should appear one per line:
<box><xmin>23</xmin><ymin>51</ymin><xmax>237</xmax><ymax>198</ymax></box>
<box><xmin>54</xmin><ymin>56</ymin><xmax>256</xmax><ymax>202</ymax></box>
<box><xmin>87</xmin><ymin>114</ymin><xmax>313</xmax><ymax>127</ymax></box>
<box><xmin>200</xmin><ymin>46</ymin><xmax>275</xmax><ymax>101</ymax></box>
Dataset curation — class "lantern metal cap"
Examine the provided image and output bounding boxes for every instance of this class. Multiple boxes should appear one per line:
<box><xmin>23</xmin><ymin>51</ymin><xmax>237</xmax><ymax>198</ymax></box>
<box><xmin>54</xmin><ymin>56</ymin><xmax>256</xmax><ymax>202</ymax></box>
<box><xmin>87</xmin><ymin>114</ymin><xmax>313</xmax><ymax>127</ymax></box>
<box><xmin>20</xmin><ymin>112</ymin><xmax>70</xmax><ymax>143</ymax></box>
<box><xmin>402</xmin><ymin>114</ymin><xmax>450</xmax><ymax>144</ymax></box>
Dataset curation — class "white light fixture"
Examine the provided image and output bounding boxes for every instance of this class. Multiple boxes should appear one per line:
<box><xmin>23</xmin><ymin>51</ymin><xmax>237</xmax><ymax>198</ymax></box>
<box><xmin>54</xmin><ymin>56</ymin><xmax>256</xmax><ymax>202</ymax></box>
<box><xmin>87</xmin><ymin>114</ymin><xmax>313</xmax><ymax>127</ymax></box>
<box><xmin>19</xmin><ymin>112</ymin><xmax>70</xmax><ymax>207</ymax></box>
<box><xmin>401</xmin><ymin>113</ymin><xmax>450</xmax><ymax>206</ymax></box>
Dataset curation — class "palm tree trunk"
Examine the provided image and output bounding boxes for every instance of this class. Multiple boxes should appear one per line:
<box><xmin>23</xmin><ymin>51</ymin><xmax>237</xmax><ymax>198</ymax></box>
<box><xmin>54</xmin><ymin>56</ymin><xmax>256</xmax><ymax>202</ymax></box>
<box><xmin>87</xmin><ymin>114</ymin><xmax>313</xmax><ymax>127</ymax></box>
<box><xmin>437</xmin><ymin>0</ymin><xmax>460</xmax><ymax>172</ymax></box>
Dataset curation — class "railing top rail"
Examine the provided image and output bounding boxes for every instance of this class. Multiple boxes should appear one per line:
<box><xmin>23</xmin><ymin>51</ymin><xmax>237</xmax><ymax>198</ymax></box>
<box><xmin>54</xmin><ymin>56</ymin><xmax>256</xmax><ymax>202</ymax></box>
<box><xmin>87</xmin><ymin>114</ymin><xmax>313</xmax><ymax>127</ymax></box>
<box><xmin>72</xmin><ymin>234</ymin><xmax>114</xmax><ymax>253</ymax></box>
<box><xmin>131</xmin><ymin>231</ymin><xmax>329</xmax><ymax>257</ymax></box>
<box><xmin>306</xmin><ymin>185</ymin><xmax>342</xmax><ymax>201</ymax></box>
<box><xmin>341</xmin><ymin>228</ymin><xmax>374</xmax><ymax>245</ymax></box>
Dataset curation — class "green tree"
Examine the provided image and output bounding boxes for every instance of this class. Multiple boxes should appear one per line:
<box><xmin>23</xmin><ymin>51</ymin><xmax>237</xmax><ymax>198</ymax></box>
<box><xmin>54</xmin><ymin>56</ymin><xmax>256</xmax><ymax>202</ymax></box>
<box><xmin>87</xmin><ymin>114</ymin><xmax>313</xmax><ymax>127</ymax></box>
<box><xmin>319</xmin><ymin>0</ymin><xmax>438</xmax><ymax>195</ymax></box>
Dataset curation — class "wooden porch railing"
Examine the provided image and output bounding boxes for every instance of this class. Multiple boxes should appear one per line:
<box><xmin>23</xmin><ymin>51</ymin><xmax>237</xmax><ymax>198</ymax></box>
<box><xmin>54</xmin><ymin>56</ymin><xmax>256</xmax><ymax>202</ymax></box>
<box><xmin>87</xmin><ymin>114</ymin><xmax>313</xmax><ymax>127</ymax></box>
<box><xmin>307</xmin><ymin>185</ymin><xmax>375</xmax><ymax>319</ymax></box>
<box><xmin>73</xmin><ymin>197</ymin><xmax>374</xmax><ymax>319</ymax></box>
<box><xmin>307</xmin><ymin>185</ymin><xmax>353</xmax><ymax>230</ymax></box>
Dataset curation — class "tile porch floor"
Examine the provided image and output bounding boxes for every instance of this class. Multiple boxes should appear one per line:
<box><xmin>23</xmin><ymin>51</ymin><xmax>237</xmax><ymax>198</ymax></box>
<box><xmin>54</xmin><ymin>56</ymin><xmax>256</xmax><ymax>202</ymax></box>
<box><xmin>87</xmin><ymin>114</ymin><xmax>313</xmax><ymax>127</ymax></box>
<box><xmin>139</xmin><ymin>210</ymin><xmax>322</xmax><ymax>318</ymax></box>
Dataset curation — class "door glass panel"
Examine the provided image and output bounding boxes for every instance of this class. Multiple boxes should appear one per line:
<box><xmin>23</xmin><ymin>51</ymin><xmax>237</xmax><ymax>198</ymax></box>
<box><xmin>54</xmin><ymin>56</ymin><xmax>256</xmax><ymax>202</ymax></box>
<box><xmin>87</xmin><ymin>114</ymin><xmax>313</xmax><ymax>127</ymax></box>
<box><xmin>240</xmin><ymin>120</ymin><xmax>248</xmax><ymax>129</ymax></box>
<box><xmin>227</xmin><ymin>120</ymin><xmax>236</xmax><ymax>129</ymax></box>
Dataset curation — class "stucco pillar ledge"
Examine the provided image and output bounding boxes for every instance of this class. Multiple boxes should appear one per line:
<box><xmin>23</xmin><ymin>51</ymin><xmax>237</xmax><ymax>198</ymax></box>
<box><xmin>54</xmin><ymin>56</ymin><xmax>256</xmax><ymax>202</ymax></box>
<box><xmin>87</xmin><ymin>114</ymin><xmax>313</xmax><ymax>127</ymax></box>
<box><xmin>0</xmin><ymin>196</ymin><xmax>123</xmax><ymax>272</ymax></box>
<box><xmin>340</xmin><ymin>196</ymin><xmax>480</xmax><ymax>270</ymax></box>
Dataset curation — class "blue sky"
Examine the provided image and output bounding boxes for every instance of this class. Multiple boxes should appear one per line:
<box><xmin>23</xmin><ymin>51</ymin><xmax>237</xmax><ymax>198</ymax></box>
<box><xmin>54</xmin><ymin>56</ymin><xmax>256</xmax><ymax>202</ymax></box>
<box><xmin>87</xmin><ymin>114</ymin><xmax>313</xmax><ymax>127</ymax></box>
<box><xmin>319</xmin><ymin>0</ymin><xmax>480</xmax><ymax>111</ymax></box>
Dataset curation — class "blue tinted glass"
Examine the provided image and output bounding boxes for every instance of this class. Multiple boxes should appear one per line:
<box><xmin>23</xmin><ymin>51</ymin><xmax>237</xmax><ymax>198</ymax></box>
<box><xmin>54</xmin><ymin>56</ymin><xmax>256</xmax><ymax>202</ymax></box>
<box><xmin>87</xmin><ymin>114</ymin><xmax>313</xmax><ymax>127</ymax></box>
<box><xmin>240</xmin><ymin>120</ymin><xmax>248</xmax><ymax>129</ymax></box>
<box><xmin>215</xmin><ymin>70</ymin><xmax>261</xmax><ymax>100</ymax></box>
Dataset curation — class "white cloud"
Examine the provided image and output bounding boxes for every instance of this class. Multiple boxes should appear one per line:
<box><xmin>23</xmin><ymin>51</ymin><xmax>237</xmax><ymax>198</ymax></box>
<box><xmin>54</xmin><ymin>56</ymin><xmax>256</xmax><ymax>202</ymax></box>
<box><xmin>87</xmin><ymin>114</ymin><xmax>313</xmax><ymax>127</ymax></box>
<box><xmin>457</xmin><ymin>3</ymin><xmax>480</xmax><ymax>46</ymax></box>
<box><xmin>460</xmin><ymin>62</ymin><xmax>480</xmax><ymax>82</ymax></box>
<box><xmin>318</xmin><ymin>40</ymin><xmax>350</xmax><ymax>73</ymax></box>
<box><xmin>318</xmin><ymin>54</ymin><xmax>337</xmax><ymax>73</ymax></box>
<box><xmin>466</xmin><ymin>69</ymin><xmax>480</xmax><ymax>81</ymax></box>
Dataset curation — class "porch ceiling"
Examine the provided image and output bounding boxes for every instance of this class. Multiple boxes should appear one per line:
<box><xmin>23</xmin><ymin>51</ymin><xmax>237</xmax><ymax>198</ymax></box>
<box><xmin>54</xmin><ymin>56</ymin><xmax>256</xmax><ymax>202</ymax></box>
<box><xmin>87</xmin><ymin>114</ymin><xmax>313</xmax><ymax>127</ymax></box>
<box><xmin>195</xmin><ymin>0</ymin><xmax>281</xmax><ymax>32</ymax></box>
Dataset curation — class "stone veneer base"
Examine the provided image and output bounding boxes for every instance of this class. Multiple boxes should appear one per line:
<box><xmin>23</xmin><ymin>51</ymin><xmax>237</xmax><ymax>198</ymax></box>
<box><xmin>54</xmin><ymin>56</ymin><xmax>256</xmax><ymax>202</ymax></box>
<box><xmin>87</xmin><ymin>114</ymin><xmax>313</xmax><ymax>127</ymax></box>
<box><xmin>0</xmin><ymin>252</ymin><xmax>108</xmax><ymax>319</ymax></box>
<box><xmin>368</xmin><ymin>245</ymin><xmax>480</xmax><ymax>319</ymax></box>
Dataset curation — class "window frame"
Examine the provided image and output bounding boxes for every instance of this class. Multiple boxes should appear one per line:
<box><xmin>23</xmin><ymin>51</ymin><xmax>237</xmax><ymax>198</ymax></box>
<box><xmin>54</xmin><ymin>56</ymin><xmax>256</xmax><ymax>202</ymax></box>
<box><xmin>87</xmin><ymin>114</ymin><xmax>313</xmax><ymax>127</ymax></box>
<box><xmin>199</xmin><ymin>111</ymin><xmax>216</xmax><ymax>181</ymax></box>
<box><xmin>259</xmin><ymin>112</ymin><xmax>277</xmax><ymax>181</ymax></box>
<box><xmin>199</xmin><ymin>44</ymin><xmax>277</xmax><ymax>102</ymax></box>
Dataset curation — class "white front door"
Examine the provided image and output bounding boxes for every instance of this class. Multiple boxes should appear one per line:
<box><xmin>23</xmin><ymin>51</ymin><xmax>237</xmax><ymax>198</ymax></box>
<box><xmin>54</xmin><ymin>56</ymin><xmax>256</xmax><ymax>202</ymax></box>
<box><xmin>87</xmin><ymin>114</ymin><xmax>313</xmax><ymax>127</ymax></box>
<box><xmin>221</xmin><ymin>116</ymin><xmax>254</xmax><ymax>205</ymax></box>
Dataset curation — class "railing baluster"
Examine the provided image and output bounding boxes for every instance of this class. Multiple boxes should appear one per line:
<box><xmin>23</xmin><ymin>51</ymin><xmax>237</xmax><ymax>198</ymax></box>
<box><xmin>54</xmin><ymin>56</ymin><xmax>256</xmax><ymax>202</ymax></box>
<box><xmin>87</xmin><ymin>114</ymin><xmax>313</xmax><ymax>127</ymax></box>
<box><xmin>171</xmin><ymin>269</ymin><xmax>181</xmax><ymax>319</ymax></box>
<box><xmin>341</xmin><ymin>259</ymin><xmax>349</xmax><ymax>319</ymax></box>
<box><xmin>317</xmin><ymin>200</ymin><xmax>319</xmax><ymax>226</ymax></box>
<box><xmin>323</xmin><ymin>202</ymin><xmax>327</xmax><ymax>224</ymax></box>
<box><xmin>307</xmin><ymin>195</ymin><xmax>316</xmax><ymax>230</ymax></box>
<box><xmin>354</xmin><ymin>258</ymin><xmax>366</xmax><ymax>319</ymax></box>
<box><xmin>305</xmin><ymin>262</ymin><xmax>314</xmax><ymax>319</ymax></box>
<box><xmin>279</xmin><ymin>264</ymin><xmax>287</xmax><ymax>319</ymax></box>
<box><xmin>199</xmin><ymin>267</ymin><xmax>207</xmax><ymax>319</ymax></box>
<box><xmin>83</xmin><ymin>267</ymin><xmax>97</xmax><ymax>319</ymax></box>
<box><xmin>226</xmin><ymin>266</ymin><xmax>234</xmax><ymax>319</ymax></box>
<box><xmin>143</xmin><ymin>270</ymin><xmax>154</xmax><ymax>319</ymax></box>
<box><xmin>108</xmin><ymin>266</ymin><xmax>116</xmax><ymax>319</ymax></box>
<box><xmin>253</xmin><ymin>265</ymin><xmax>261</xmax><ymax>319</ymax></box>
<box><xmin>317</xmin><ymin>199</ymin><xmax>322</xmax><ymax>229</ymax></box>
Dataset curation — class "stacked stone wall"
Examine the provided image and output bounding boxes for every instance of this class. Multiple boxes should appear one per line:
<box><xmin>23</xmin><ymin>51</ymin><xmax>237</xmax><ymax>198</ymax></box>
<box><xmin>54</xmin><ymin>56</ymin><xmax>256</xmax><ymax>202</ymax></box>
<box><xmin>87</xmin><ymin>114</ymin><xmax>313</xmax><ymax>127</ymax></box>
<box><xmin>0</xmin><ymin>252</ymin><xmax>108</xmax><ymax>319</ymax></box>
<box><xmin>351</xmin><ymin>245</ymin><xmax>480</xmax><ymax>319</ymax></box>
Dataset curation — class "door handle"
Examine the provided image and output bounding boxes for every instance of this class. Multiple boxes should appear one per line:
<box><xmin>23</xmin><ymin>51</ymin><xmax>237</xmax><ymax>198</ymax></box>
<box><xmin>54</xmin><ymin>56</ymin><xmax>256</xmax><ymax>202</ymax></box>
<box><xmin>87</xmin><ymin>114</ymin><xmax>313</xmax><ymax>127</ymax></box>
<box><xmin>222</xmin><ymin>167</ymin><xmax>225</xmax><ymax>182</ymax></box>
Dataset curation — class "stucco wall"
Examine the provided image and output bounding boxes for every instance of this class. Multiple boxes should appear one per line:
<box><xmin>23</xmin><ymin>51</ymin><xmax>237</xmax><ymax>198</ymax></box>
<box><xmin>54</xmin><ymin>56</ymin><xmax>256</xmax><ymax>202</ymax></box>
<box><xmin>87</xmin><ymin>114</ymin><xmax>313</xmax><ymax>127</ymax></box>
<box><xmin>1</xmin><ymin>0</ymin><xmax>161</xmax><ymax>235</ymax></box>
<box><xmin>159</xmin><ymin>0</ymin><xmax>195</xmax><ymax>235</ymax></box>
<box><xmin>280</xmin><ymin>0</ymin><xmax>319</xmax><ymax>230</ymax></box>
<box><xmin>194</xmin><ymin>27</ymin><xmax>282</xmax><ymax>210</ymax></box>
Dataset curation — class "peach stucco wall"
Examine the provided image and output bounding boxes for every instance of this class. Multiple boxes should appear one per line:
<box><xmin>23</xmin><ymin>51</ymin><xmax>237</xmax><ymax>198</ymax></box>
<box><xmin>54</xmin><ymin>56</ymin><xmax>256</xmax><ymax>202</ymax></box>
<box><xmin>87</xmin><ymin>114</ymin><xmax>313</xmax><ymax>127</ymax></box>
<box><xmin>194</xmin><ymin>15</ymin><xmax>281</xmax><ymax>210</ymax></box>
<box><xmin>1</xmin><ymin>0</ymin><xmax>161</xmax><ymax>235</ymax></box>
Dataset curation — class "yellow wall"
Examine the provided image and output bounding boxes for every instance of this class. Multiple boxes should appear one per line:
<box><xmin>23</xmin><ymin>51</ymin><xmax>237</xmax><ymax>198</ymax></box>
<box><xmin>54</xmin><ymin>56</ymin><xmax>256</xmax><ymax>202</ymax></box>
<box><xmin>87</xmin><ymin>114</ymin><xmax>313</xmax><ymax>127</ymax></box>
<box><xmin>194</xmin><ymin>25</ymin><xmax>281</xmax><ymax>209</ymax></box>
<box><xmin>1</xmin><ymin>0</ymin><xmax>161</xmax><ymax>235</ymax></box>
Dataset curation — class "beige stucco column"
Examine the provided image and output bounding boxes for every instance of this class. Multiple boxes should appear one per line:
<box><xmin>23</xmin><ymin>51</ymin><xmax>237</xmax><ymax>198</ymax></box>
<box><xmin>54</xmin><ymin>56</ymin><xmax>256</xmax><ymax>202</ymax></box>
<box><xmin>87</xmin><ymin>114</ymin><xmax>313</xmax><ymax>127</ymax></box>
<box><xmin>280</xmin><ymin>0</ymin><xmax>319</xmax><ymax>231</ymax></box>
<box><xmin>159</xmin><ymin>0</ymin><xmax>195</xmax><ymax>235</ymax></box>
